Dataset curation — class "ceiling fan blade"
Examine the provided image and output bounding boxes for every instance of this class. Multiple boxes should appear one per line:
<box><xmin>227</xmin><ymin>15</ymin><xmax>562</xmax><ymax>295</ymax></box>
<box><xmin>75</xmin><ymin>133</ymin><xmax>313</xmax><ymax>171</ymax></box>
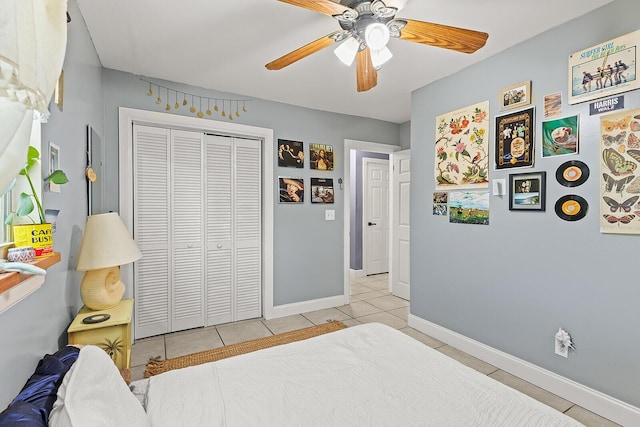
<box><xmin>398</xmin><ymin>18</ymin><xmax>488</xmax><ymax>54</ymax></box>
<box><xmin>356</xmin><ymin>48</ymin><xmax>377</xmax><ymax>92</ymax></box>
<box><xmin>265</xmin><ymin>31</ymin><xmax>344</xmax><ymax>70</ymax></box>
<box><xmin>278</xmin><ymin>0</ymin><xmax>355</xmax><ymax>16</ymax></box>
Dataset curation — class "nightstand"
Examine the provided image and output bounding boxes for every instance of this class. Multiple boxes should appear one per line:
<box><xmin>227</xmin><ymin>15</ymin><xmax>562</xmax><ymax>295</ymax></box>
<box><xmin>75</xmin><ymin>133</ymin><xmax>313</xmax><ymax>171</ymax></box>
<box><xmin>67</xmin><ymin>299</ymin><xmax>133</xmax><ymax>369</ymax></box>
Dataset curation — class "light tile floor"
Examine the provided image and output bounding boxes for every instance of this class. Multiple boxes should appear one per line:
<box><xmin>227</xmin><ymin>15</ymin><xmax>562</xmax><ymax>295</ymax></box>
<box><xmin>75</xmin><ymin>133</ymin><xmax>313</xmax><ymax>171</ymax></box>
<box><xmin>130</xmin><ymin>273</ymin><xmax>620</xmax><ymax>427</ymax></box>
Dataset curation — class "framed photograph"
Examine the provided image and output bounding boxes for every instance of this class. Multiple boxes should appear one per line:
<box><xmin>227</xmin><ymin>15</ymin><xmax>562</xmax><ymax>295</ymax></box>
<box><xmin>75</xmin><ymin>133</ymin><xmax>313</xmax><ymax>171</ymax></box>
<box><xmin>509</xmin><ymin>171</ymin><xmax>546</xmax><ymax>211</ymax></box>
<box><xmin>499</xmin><ymin>81</ymin><xmax>531</xmax><ymax>111</ymax></box>
<box><xmin>311</xmin><ymin>178</ymin><xmax>334</xmax><ymax>203</ymax></box>
<box><xmin>495</xmin><ymin>107</ymin><xmax>534</xmax><ymax>170</ymax></box>
<box><xmin>568</xmin><ymin>29</ymin><xmax>639</xmax><ymax>105</ymax></box>
<box><xmin>49</xmin><ymin>142</ymin><xmax>61</xmax><ymax>193</ymax></box>
<box><xmin>279</xmin><ymin>177</ymin><xmax>304</xmax><ymax>203</ymax></box>
<box><xmin>433</xmin><ymin>192</ymin><xmax>448</xmax><ymax>216</ymax></box>
<box><xmin>277</xmin><ymin>139</ymin><xmax>304</xmax><ymax>168</ymax></box>
<box><xmin>434</xmin><ymin>101</ymin><xmax>490</xmax><ymax>190</ymax></box>
<box><xmin>542</xmin><ymin>115</ymin><xmax>579</xmax><ymax>157</ymax></box>
<box><xmin>309</xmin><ymin>143</ymin><xmax>334</xmax><ymax>170</ymax></box>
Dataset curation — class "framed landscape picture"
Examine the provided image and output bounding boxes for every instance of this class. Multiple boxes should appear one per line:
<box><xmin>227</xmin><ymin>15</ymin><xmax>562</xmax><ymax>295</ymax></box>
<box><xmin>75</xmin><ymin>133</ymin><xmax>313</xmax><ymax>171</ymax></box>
<box><xmin>509</xmin><ymin>171</ymin><xmax>546</xmax><ymax>211</ymax></box>
<box><xmin>278</xmin><ymin>139</ymin><xmax>304</xmax><ymax>168</ymax></box>
<box><xmin>495</xmin><ymin>107</ymin><xmax>535</xmax><ymax>170</ymax></box>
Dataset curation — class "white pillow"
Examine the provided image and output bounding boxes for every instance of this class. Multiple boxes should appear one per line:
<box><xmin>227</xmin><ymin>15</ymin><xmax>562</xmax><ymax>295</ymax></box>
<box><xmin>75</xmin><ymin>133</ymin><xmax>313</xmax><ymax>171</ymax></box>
<box><xmin>49</xmin><ymin>345</ymin><xmax>148</xmax><ymax>427</ymax></box>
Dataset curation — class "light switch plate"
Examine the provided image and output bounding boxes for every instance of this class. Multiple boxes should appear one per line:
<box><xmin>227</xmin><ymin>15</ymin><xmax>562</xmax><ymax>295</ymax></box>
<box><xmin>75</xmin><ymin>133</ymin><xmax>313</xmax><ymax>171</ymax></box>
<box><xmin>325</xmin><ymin>210</ymin><xmax>335</xmax><ymax>221</ymax></box>
<box><xmin>492</xmin><ymin>178</ymin><xmax>506</xmax><ymax>196</ymax></box>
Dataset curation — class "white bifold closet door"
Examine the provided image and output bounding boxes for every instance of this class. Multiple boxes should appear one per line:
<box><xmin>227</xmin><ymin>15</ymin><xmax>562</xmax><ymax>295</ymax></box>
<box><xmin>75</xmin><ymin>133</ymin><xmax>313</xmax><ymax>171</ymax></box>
<box><xmin>132</xmin><ymin>125</ymin><xmax>261</xmax><ymax>339</ymax></box>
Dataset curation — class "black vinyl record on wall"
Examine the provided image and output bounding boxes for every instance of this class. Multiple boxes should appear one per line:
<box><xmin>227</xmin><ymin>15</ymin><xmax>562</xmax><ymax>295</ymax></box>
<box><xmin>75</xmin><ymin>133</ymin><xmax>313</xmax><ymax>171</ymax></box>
<box><xmin>556</xmin><ymin>160</ymin><xmax>589</xmax><ymax>187</ymax></box>
<box><xmin>555</xmin><ymin>195</ymin><xmax>588</xmax><ymax>221</ymax></box>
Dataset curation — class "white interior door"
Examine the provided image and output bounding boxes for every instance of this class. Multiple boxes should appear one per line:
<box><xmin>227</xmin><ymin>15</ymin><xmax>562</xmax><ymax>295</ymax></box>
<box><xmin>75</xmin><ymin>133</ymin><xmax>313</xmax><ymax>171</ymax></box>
<box><xmin>363</xmin><ymin>158</ymin><xmax>389</xmax><ymax>275</ymax></box>
<box><xmin>391</xmin><ymin>150</ymin><xmax>410</xmax><ymax>300</ymax></box>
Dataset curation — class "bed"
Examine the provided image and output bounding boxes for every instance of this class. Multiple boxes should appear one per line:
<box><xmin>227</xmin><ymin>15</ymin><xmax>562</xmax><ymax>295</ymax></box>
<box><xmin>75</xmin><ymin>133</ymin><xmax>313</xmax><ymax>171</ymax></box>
<box><xmin>3</xmin><ymin>323</ymin><xmax>585</xmax><ymax>426</ymax></box>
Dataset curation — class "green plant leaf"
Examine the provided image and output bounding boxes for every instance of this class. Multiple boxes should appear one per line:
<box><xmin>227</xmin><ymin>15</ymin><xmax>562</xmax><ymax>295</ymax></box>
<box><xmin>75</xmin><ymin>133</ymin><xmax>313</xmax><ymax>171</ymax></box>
<box><xmin>26</xmin><ymin>146</ymin><xmax>40</xmax><ymax>168</ymax></box>
<box><xmin>45</xmin><ymin>170</ymin><xmax>69</xmax><ymax>184</ymax></box>
<box><xmin>4</xmin><ymin>213</ymin><xmax>13</xmax><ymax>225</ymax></box>
<box><xmin>16</xmin><ymin>192</ymin><xmax>35</xmax><ymax>217</ymax></box>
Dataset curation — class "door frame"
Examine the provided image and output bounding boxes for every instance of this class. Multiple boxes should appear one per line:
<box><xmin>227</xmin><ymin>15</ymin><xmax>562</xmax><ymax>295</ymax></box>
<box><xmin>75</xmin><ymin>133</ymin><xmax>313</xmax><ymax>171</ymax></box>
<box><xmin>118</xmin><ymin>107</ymin><xmax>275</xmax><ymax>336</ymax></box>
<box><xmin>342</xmin><ymin>139</ymin><xmax>400</xmax><ymax>304</ymax></box>
<box><xmin>362</xmin><ymin>157</ymin><xmax>390</xmax><ymax>276</ymax></box>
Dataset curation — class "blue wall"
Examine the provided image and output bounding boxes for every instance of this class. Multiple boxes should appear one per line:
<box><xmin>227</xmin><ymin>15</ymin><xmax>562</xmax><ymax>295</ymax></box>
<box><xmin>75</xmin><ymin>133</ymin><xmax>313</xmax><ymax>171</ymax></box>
<box><xmin>410</xmin><ymin>0</ymin><xmax>640</xmax><ymax>407</ymax></box>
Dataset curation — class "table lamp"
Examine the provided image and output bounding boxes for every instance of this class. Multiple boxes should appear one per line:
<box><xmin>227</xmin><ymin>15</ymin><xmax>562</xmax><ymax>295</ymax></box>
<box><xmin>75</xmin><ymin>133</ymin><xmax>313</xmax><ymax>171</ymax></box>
<box><xmin>76</xmin><ymin>212</ymin><xmax>142</xmax><ymax>311</ymax></box>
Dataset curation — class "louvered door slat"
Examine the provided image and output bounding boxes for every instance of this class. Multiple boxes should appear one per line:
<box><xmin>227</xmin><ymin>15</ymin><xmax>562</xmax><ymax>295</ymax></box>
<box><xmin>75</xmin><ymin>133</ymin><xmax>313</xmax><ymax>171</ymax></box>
<box><xmin>234</xmin><ymin>139</ymin><xmax>261</xmax><ymax>321</ymax></box>
<box><xmin>133</xmin><ymin>125</ymin><xmax>171</xmax><ymax>338</ymax></box>
<box><xmin>171</xmin><ymin>130</ymin><xmax>204</xmax><ymax>331</ymax></box>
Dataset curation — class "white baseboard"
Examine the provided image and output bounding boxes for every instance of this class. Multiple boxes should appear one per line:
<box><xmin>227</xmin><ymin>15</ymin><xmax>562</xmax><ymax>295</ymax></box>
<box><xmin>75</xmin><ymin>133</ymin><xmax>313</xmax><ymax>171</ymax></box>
<box><xmin>408</xmin><ymin>314</ymin><xmax>640</xmax><ymax>427</ymax></box>
<box><xmin>350</xmin><ymin>269</ymin><xmax>365</xmax><ymax>279</ymax></box>
<box><xmin>269</xmin><ymin>295</ymin><xmax>345</xmax><ymax>320</ymax></box>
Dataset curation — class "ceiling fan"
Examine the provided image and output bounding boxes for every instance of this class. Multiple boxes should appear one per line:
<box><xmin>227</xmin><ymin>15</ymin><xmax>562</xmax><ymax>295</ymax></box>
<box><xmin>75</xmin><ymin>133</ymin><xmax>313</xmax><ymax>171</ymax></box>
<box><xmin>265</xmin><ymin>0</ymin><xmax>489</xmax><ymax>92</ymax></box>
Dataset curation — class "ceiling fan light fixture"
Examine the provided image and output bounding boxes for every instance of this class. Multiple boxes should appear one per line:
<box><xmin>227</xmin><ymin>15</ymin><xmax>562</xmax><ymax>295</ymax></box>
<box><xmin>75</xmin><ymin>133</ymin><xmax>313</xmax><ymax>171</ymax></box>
<box><xmin>365</xmin><ymin>22</ymin><xmax>390</xmax><ymax>51</ymax></box>
<box><xmin>371</xmin><ymin>46</ymin><xmax>393</xmax><ymax>69</ymax></box>
<box><xmin>334</xmin><ymin>36</ymin><xmax>360</xmax><ymax>66</ymax></box>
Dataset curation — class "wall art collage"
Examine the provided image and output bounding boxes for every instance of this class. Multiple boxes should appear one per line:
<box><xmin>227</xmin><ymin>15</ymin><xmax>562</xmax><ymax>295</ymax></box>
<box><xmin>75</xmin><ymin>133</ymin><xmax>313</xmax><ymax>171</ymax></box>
<box><xmin>432</xmin><ymin>29</ymin><xmax>640</xmax><ymax>234</ymax></box>
<box><xmin>277</xmin><ymin>139</ymin><xmax>335</xmax><ymax>204</ymax></box>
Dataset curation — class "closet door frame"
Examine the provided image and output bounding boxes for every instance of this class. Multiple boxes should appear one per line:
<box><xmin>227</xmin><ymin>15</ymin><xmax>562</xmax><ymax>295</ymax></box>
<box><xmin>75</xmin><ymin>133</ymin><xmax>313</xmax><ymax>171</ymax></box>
<box><xmin>119</xmin><ymin>107</ymin><xmax>275</xmax><ymax>339</ymax></box>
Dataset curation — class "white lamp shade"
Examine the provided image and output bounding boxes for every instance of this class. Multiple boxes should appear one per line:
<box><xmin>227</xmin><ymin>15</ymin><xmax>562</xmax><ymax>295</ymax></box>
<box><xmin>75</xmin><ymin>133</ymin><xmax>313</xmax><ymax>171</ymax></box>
<box><xmin>371</xmin><ymin>46</ymin><xmax>393</xmax><ymax>69</ymax></box>
<box><xmin>76</xmin><ymin>212</ymin><xmax>142</xmax><ymax>271</ymax></box>
<box><xmin>334</xmin><ymin>37</ymin><xmax>360</xmax><ymax>66</ymax></box>
<box><xmin>365</xmin><ymin>23</ymin><xmax>390</xmax><ymax>51</ymax></box>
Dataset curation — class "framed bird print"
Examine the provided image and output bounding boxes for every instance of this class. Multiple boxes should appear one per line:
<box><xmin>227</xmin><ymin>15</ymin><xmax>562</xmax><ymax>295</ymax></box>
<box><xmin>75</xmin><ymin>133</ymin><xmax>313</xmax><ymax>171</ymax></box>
<box><xmin>599</xmin><ymin>108</ymin><xmax>640</xmax><ymax>234</ymax></box>
<box><xmin>495</xmin><ymin>107</ymin><xmax>535</xmax><ymax>170</ymax></box>
<box><xmin>434</xmin><ymin>101</ymin><xmax>490</xmax><ymax>190</ymax></box>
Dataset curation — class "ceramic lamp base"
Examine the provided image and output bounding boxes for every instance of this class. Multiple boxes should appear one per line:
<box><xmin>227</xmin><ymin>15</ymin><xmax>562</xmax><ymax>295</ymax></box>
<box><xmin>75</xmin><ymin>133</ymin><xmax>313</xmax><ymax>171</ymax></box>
<box><xmin>80</xmin><ymin>266</ymin><xmax>125</xmax><ymax>310</ymax></box>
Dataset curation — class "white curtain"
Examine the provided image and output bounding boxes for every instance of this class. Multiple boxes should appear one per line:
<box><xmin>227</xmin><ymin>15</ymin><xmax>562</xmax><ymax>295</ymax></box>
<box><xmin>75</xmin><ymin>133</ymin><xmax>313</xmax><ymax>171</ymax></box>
<box><xmin>0</xmin><ymin>0</ymin><xmax>68</xmax><ymax>193</ymax></box>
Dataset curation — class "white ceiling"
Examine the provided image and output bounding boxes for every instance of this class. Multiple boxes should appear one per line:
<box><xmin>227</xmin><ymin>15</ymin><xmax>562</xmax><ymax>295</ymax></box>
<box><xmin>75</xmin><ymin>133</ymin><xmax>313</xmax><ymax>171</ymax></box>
<box><xmin>75</xmin><ymin>0</ymin><xmax>613</xmax><ymax>124</ymax></box>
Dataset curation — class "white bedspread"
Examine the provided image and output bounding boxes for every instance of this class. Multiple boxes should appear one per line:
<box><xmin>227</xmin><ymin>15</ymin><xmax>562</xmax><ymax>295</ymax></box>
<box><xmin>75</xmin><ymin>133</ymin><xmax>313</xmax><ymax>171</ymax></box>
<box><xmin>145</xmin><ymin>323</ymin><xmax>584</xmax><ymax>426</ymax></box>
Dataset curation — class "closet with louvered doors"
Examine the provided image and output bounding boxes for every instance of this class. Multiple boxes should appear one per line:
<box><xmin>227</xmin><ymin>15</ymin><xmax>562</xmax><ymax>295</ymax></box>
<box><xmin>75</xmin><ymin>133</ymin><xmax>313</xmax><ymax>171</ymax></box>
<box><xmin>132</xmin><ymin>125</ymin><xmax>262</xmax><ymax>339</ymax></box>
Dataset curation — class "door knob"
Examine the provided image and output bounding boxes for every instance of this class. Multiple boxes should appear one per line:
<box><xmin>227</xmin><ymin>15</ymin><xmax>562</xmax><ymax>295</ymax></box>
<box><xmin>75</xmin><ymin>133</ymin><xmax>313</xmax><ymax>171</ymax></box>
<box><xmin>368</xmin><ymin>222</ymin><xmax>377</xmax><ymax>226</ymax></box>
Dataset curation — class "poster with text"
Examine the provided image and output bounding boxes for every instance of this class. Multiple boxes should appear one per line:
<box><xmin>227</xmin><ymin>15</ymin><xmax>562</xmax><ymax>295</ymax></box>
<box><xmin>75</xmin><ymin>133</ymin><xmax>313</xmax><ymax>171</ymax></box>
<box><xmin>569</xmin><ymin>30</ymin><xmax>639</xmax><ymax>105</ymax></box>
<box><xmin>435</xmin><ymin>101</ymin><xmax>490</xmax><ymax>190</ymax></box>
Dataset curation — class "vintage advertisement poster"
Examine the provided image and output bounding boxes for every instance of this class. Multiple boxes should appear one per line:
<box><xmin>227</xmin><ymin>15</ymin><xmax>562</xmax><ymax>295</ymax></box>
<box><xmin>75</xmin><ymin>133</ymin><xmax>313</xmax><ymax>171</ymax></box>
<box><xmin>495</xmin><ymin>107</ymin><xmax>535</xmax><ymax>169</ymax></box>
<box><xmin>569</xmin><ymin>30</ymin><xmax>639</xmax><ymax>105</ymax></box>
<box><xmin>435</xmin><ymin>101</ymin><xmax>490</xmax><ymax>190</ymax></box>
<box><xmin>599</xmin><ymin>108</ymin><xmax>640</xmax><ymax>234</ymax></box>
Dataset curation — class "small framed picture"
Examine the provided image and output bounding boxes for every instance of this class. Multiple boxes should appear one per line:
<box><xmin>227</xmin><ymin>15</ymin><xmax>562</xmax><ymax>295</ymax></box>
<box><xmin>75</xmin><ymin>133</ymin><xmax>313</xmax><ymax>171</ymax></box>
<box><xmin>311</xmin><ymin>178</ymin><xmax>334</xmax><ymax>203</ymax></box>
<box><xmin>49</xmin><ymin>142</ymin><xmax>61</xmax><ymax>193</ymax></box>
<box><xmin>499</xmin><ymin>81</ymin><xmax>531</xmax><ymax>111</ymax></box>
<box><xmin>277</xmin><ymin>139</ymin><xmax>304</xmax><ymax>168</ymax></box>
<box><xmin>495</xmin><ymin>107</ymin><xmax>535</xmax><ymax>169</ymax></box>
<box><xmin>309</xmin><ymin>143</ymin><xmax>334</xmax><ymax>170</ymax></box>
<box><xmin>279</xmin><ymin>177</ymin><xmax>304</xmax><ymax>203</ymax></box>
<box><xmin>509</xmin><ymin>171</ymin><xmax>546</xmax><ymax>211</ymax></box>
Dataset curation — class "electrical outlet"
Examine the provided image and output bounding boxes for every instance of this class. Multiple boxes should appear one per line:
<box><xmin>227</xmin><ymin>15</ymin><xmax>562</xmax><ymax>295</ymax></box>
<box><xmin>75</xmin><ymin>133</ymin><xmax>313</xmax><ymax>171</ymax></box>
<box><xmin>555</xmin><ymin>339</ymin><xmax>569</xmax><ymax>358</ymax></box>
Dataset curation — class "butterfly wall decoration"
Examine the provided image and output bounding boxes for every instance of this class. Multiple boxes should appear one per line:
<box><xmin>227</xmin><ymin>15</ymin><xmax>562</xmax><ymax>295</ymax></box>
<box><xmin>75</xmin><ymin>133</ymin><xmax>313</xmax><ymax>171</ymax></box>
<box><xmin>602</xmin><ymin>148</ymin><xmax>637</xmax><ymax>176</ymax></box>
<box><xmin>602</xmin><ymin>214</ymin><xmax>635</xmax><ymax>224</ymax></box>
<box><xmin>602</xmin><ymin>132</ymin><xmax>626</xmax><ymax>146</ymax></box>
<box><xmin>602</xmin><ymin>195</ymin><xmax>639</xmax><ymax>212</ymax></box>
<box><xmin>602</xmin><ymin>173</ymin><xmax>634</xmax><ymax>193</ymax></box>
<box><xmin>628</xmin><ymin>132</ymin><xmax>640</xmax><ymax>149</ymax></box>
<box><xmin>602</xmin><ymin>116</ymin><xmax>631</xmax><ymax>133</ymax></box>
<box><xmin>626</xmin><ymin>176</ymin><xmax>640</xmax><ymax>193</ymax></box>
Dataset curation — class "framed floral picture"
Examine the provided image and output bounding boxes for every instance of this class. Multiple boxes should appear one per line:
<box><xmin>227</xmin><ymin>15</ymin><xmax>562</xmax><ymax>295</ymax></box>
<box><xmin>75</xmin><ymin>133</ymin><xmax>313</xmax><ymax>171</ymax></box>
<box><xmin>499</xmin><ymin>81</ymin><xmax>531</xmax><ymax>111</ymax></box>
<box><xmin>434</xmin><ymin>101</ymin><xmax>490</xmax><ymax>190</ymax></box>
<box><xmin>495</xmin><ymin>107</ymin><xmax>535</xmax><ymax>170</ymax></box>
